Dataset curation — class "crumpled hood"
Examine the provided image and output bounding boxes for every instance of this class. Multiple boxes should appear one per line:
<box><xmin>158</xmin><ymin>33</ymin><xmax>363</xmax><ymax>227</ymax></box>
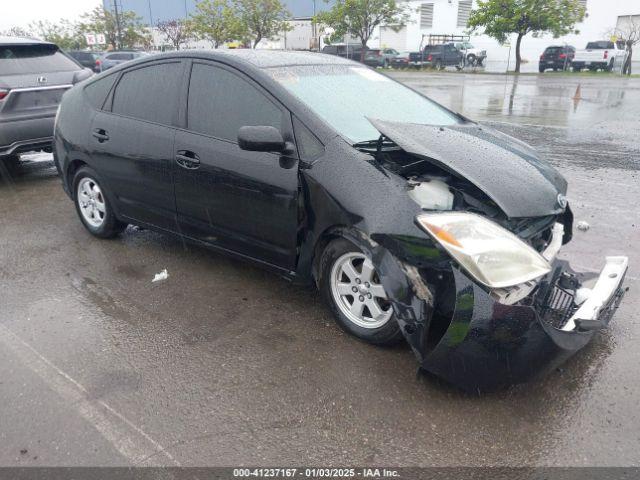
<box><xmin>369</xmin><ymin>119</ymin><xmax>568</xmax><ymax>218</ymax></box>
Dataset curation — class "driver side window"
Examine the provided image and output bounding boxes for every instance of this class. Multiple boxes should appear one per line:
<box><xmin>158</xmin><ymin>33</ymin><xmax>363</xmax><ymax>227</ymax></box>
<box><xmin>187</xmin><ymin>62</ymin><xmax>283</xmax><ymax>142</ymax></box>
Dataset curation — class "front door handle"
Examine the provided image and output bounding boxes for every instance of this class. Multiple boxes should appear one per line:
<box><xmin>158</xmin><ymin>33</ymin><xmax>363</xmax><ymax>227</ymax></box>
<box><xmin>175</xmin><ymin>150</ymin><xmax>200</xmax><ymax>170</ymax></box>
<box><xmin>92</xmin><ymin>128</ymin><xmax>109</xmax><ymax>142</ymax></box>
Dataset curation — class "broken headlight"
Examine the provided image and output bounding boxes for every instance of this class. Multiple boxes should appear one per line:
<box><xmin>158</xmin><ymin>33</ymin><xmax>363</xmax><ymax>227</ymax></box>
<box><xmin>416</xmin><ymin>212</ymin><xmax>551</xmax><ymax>288</ymax></box>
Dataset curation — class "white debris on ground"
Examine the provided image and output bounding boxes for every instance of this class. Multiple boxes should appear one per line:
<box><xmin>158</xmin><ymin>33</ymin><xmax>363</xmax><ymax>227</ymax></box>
<box><xmin>576</xmin><ymin>221</ymin><xmax>590</xmax><ymax>232</ymax></box>
<box><xmin>152</xmin><ymin>269</ymin><xmax>169</xmax><ymax>283</ymax></box>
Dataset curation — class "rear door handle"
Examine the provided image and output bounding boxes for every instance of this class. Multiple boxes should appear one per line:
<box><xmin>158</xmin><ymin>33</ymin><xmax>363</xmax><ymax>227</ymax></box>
<box><xmin>175</xmin><ymin>150</ymin><xmax>200</xmax><ymax>170</ymax></box>
<box><xmin>92</xmin><ymin>128</ymin><xmax>109</xmax><ymax>142</ymax></box>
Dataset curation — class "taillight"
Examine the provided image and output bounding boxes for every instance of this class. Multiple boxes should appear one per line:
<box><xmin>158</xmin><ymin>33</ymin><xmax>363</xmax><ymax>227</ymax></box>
<box><xmin>540</xmin><ymin>54</ymin><xmax>544</xmax><ymax>60</ymax></box>
<box><xmin>95</xmin><ymin>59</ymin><xmax>101</xmax><ymax>66</ymax></box>
<box><xmin>604</xmin><ymin>50</ymin><xmax>608</xmax><ymax>59</ymax></box>
<box><xmin>559</xmin><ymin>53</ymin><xmax>566</xmax><ymax>59</ymax></box>
<box><xmin>427</xmin><ymin>54</ymin><xmax>433</xmax><ymax>61</ymax></box>
<box><xmin>0</xmin><ymin>89</ymin><xmax>8</xmax><ymax>100</ymax></box>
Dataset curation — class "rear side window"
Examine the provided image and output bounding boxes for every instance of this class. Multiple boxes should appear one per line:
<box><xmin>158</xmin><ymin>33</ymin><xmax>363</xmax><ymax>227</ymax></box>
<box><xmin>323</xmin><ymin>46</ymin><xmax>337</xmax><ymax>54</ymax></box>
<box><xmin>111</xmin><ymin>62</ymin><xmax>182</xmax><ymax>125</ymax></box>
<box><xmin>0</xmin><ymin>44</ymin><xmax>79</xmax><ymax>74</ymax></box>
<box><xmin>84</xmin><ymin>74</ymin><xmax>117</xmax><ymax>110</ymax></box>
<box><xmin>187</xmin><ymin>63</ymin><xmax>282</xmax><ymax>142</ymax></box>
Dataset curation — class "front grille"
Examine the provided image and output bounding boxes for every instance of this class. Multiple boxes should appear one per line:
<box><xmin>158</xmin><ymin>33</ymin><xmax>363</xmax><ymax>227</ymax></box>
<box><xmin>536</xmin><ymin>269</ymin><xmax>579</xmax><ymax>329</ymax></box>
<box><xmin>539</xmin><ymin>284</ymin><xmax>577</xmax><ymax>329</ymax></box>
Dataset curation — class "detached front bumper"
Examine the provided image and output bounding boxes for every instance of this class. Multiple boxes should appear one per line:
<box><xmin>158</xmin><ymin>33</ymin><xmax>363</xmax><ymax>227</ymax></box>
<box><xmin>375</xmin><ymin>247</ymin><xmax>628</xmax><ymax>392</ymax></box>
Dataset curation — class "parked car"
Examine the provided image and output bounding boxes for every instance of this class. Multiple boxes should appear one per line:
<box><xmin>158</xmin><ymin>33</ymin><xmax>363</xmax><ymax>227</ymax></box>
<box><xmin>321</xmin><ymin>43</ymin><xmax>368</xmax><ymax>61</ymax></box>
<box><xmin>363</xmin><ymin>48</ymin><xmax>399</xmax><ymax>68</ymax></box>
<box><xmin>454</xmin><ymin>41</ymin><xmax>487</xmax><ymax>66</ymax></box>
<box><xmin>572</xmin><ymin>40</ymin><xmax>627</xmax><ymax>72</ymax></box>
<box><xmin>54</xmin><ymin>51</ymin><xmax>628</xmax><ymax>391</ymax></box>
<box><xmin>539</xmin><ymin>45</ymin><xmax>575</xmax><ymax>72</ymax></box>
<box><xmin>390</xmin><ymin>51</ymin><xmax>415</xmax><ymax>68</ymax></box>
<box><xmin>0</xmin><ymin>37</ymin><xmax>92</xmax><ymax>161</ymax></box>
<box><xmin>68</xmin><ymin>50</ymin><xmax>102</xmax><ymax>72</ymax></box>
<box><xmin>421</xmin><ymin>43</ymin><xmax>464</xmax><ymax>70</ymax></box>
<box><xmin>97</xmin><ymin>50</ymin><xmax>148</xmax><ymax>72</ymax></box>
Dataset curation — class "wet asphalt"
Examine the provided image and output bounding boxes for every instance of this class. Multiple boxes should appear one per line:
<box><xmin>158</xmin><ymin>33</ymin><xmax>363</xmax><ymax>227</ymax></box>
<box><xmin>0</xmin><ymin>72</ymin><xmax>638</xmax><ymax>467</ymax></box>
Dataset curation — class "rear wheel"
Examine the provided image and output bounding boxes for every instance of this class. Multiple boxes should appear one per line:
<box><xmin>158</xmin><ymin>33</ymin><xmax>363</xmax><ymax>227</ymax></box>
<box><xmin>539</xmin><ymin>65</ymin><xmax>545</xmax><ymax>73</ymax></box>
<box><xmin>319</xmin><ymin>238</ymin><xmax>402</xmax><ymax>346</ymax></box>
<box><xmin>73</xmin><ymin>166</ymin><xmax>127</xmax><ymax>238</ymax></box>
<box><xmin>467</xmin><ymin>54</ymin><xmax>476</xmax><ymax>66</ymax></box>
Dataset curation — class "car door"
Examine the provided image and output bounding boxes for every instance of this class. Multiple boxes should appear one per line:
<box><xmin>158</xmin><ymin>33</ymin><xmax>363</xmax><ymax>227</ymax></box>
<box><xmin>89</xmin><ymin>60</ymin><xmax>185</xmax><ymax>232</ymax></box>
<box><xmin>173</xmin><ymin>61</ymin><xmax>300</xmax><ymax>271</ymax></box>
<box><xmin>444</xmin><ymin>44</ymin><xmax>458</xmax><ymax>65</ymax></box>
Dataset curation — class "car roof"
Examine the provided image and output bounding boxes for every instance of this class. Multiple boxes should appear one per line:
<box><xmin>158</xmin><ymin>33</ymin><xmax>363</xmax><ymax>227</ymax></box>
<box><xmin>0</xmin><ymin>36</ymin><xmax>54</xmax><ymax>46</ymax></box>
<box><xmin>129</xmin><ymin>49</ymin><xmax>355</xmax><ymax>69</ymax></box>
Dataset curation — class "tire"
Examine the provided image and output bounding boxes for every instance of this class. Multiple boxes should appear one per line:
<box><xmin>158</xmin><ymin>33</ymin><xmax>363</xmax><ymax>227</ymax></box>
<box><xmin>72</xmin><ymin>166</ymin><xmax>127</xmax><ymax>238</ymax></box>
<box><xmin>539</xmin><ymin>66</ymin><xmax>545</xmax><ymax>73</ymax></box>
<box><xmin>573</xmin><ymin>66</ymin><xmax>581</xmax><ymax>72</ymax></box>
<box><xmin>467</xmin><ymin>54</ymin><xmax>476</xmax><ymax>66</ymax></box>
<box><xmin>319</xmin><ymin>237</ymin><xmax>402</xmax><ymax>346</ymax></box>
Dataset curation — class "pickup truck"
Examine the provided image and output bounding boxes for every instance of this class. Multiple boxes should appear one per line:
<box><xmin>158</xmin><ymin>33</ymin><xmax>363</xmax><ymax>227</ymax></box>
<box><xmin>572</xmin><ymin>41</ymin><xmax>628</xmax><ymax>72</ymax></box>
<box><xmin>409</xmin><ymin>43</ymin><xmax>463</xmax><ymax>70</ymax></box>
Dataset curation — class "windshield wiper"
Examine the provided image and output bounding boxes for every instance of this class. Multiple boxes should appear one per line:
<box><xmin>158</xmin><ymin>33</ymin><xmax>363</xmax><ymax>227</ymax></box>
<box><xmin>353</xmin><ymin>135</ymin><xmax>397</xmax><ymax>153</ymax></box>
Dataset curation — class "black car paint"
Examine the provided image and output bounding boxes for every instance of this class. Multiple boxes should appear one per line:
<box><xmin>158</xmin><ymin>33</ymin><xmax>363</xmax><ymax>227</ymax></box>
<box><xmin>55</xmin><ymin>51</ymin><xmax>614</xmax><ymax>391</ymax></box>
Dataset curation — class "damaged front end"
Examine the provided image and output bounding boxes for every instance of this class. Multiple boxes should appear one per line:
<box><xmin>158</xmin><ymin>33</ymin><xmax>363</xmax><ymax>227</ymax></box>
<box><xmin>379</xmin><ymin>248</ymin><xmax>628</xmax><ymax>392</ymax></box>
<box><xmin>340</xmin><ymin>121</ymin><xmax>629</xmax><ymax>392</ymax></box>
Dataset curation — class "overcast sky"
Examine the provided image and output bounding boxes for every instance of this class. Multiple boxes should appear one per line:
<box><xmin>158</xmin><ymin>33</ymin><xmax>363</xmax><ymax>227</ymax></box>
<box><xmin>1</xmin><ymin>0</ymin><xmax>101</xmax><ymax>31</ymax></box>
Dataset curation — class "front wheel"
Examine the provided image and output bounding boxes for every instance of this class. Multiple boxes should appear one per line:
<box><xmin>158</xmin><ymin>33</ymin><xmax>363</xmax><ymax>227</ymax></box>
<box><xmin>319</xmin><ymin>238</ymin><xmax>402</xmax><ymax>345</ymax></box>
<box><xmin>73</xmin><ymin>166</ymin><xmax>127</xmax><ymax>238</ymax></box>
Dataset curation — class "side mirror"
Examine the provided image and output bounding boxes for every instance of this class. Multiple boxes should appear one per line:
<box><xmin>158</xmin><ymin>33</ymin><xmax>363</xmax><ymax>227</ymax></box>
<box><xmin>238</xmin><ymin>126</ymin><xmax>286</xmax><ymax>153</ymax></box>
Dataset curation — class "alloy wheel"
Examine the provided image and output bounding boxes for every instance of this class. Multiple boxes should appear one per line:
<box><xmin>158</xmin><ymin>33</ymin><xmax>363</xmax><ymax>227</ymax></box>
<box><xmin>77</xmin><ymin>177</ymin><xmax>106</xmax><ymax>228</ymax></box>
<box><xmin>330</xmin><ymin>252</ymin><xmax>393</xmax><ymax>329</ymax></box>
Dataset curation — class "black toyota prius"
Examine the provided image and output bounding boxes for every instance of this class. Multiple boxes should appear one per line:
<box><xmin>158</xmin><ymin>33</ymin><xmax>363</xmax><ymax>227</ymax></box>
<box><xmin>53</xmin><ymin>50</ymin><xmax>628</xmax><ymax>391</ymax></box>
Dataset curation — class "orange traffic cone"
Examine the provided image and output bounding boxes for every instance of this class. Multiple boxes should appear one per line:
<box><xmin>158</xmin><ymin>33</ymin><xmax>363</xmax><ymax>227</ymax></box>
<box><xmin>573</xmin><ymin>83</ymin><xmax>582</xmax><ymax>100</ymax></box>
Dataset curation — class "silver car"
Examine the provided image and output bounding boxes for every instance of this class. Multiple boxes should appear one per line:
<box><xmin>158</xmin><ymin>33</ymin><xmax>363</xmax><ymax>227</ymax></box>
<box><xmin>97</xmin><ymin>50</ymin><xmax>148</xmax><ymax>72</ymax></box>
<box><xmin>0</xmin><ymin>37</ymin><xmax>92</xmax><ymax>161</ymax></box>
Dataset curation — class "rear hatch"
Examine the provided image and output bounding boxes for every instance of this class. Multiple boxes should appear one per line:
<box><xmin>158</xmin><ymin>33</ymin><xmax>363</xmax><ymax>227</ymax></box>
<box><xmin>541</xmin><ymin>47</ymin><xmax>564</xmax><ymax>62</ymax></box>
<box><xmin>574</xmin><ymin>42</ymin><xmax>612</xmax><ymax>62</ymax></box>
<box><xmin>0</xmin><ymin>42</ymin><xmax>84</xmax><ymax>120</ymax></box>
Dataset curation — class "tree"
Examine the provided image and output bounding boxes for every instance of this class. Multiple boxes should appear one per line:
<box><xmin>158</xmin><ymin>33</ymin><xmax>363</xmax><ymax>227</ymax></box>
<box><xmin>467</xmin><ymin>0</ymin><xmax>585</xmax><ymax>73</ymax></box>
<box><xmin>189</xmin><ymin>0</ymin><xmax>242</xmax><ymax>48</ymax></box>
<box><xmin>233</xmin><ymin>0</ymin><xmax>291</xmax><ymax>49</ymax></box>
<box><xmin>0</xmin><ymin>26</ymin><xmax>33</xmax><ymax>37</ymax></box>
<box><xmin>156</xmin><ymin>19</ymin><xmax>192</xmax><ymax>50</ymax></box>
<box><xmin>79</xmin><ymin>6</ymin><xmax>150</xmax><ymax>50</ymax></box>
<box><xmin>28</xmin><ymin>20</ymin><xmax>86</xmax><ymax>50</ymax></box>
<box><xmin>314</xmin><ymin>0</ymin><xmax>409</xmax><ymax>62</ymax></box>
<box><xmin>612</xmin><ymin>16</ymin><xmax>640</xmax><ymax>75</ymax></box>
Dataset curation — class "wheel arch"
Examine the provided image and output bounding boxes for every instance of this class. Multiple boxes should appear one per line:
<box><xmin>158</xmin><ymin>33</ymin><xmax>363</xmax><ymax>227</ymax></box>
<box><xmin>66</xmin><ymin>159</ymin><xmax>89</xmax><ymax>199</ymax></box>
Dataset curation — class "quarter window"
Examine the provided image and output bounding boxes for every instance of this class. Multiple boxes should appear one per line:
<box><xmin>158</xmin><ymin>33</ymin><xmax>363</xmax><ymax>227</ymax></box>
<box><xmin>111</xmin><ymin>62</ymin><xmax>182</xmax><ymax>125</ymax></box>
<box><xmin>84</xmin><ymin>74</ymin><xmax>117</xmax><ymax>110</ymax></box>
<box><xmin>187</xmin><ymin>63</ymin><xmax>282</xmax><ymax>142</ymax></box>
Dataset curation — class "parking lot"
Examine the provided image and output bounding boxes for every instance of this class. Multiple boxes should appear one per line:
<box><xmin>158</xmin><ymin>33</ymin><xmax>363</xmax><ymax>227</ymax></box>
<box><xmin>1</xmin><ymin>71</ymin><xmax>639</xmax><ymax>467</ymax></box>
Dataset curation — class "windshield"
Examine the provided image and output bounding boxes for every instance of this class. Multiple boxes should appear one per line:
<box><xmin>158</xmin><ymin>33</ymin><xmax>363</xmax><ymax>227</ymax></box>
<box><xmin>267</xmin><ymin>65</ymin><xmax>460</xmax><ymax>143</ymax></box>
